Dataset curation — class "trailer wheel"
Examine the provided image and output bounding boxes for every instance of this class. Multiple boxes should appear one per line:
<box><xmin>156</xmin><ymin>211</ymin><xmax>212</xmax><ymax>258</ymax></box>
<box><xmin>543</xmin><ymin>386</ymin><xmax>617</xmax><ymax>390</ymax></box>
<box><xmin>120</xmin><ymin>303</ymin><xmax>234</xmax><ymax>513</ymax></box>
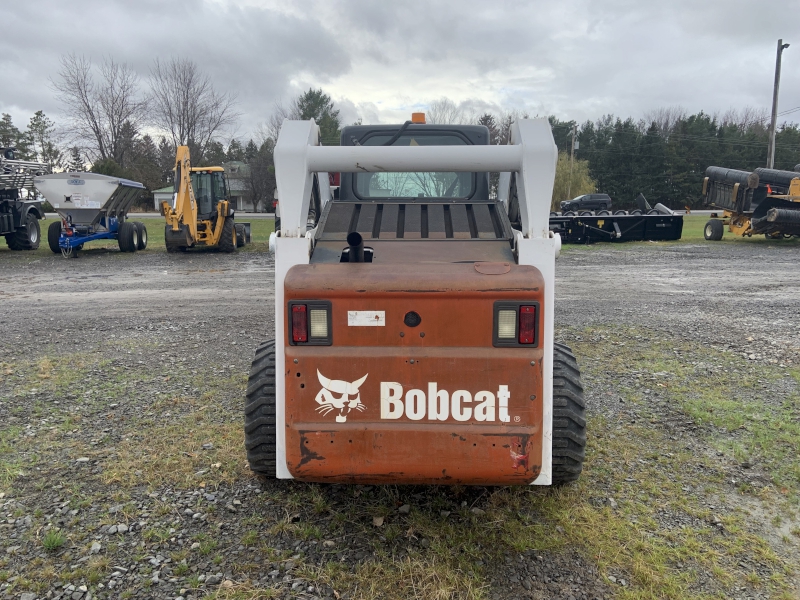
<box><xmin>596</xmin><ymin>210</ymin><xmax>610</xmax><ymax>216</ymax></box>
<box><xmin>118</xmin><ymin>221</ymin><xmax>139</xmax><ymax>252</ymax></box>
<box><xmin>5</xmin><ymin>213</ymin><xmax>41</xmax><ymax>250</ymax></box>
<box><xmin>134</xmin><ymin>222</ymin><xmax>148</xmax><ymax>250</ymax></box>
<box><xmin>562</xmin><ymin>211</ymin><xmax>576</xmax><ymax>216</ymax></box>
<box><xmin>630</xmin><ymin>209</ymin><xmax>643</xmax><ymax>216</ymax></box>
<box><xmin>235</xmin><ymin>223</ymin><xmax>246</xmax><ymax>247</ymax></box>
<box><xmin>47</xmin><ymin>221</ymin><xmax>62</xmax><ymax>253</ymax></box>
<box><xmin>579</xmin><ymin>210</ymin><xmax>592</xmax><ymax>216</ymax></box>
<box><xmin>704</xmin><ymin>219</ymin><xmax>724</xmax><ymax>241</ymax></box>
<box><xmin>613</xmin><ymin>210</ymin><xmax>627</xmax><ymax>216</ymax></box>
<box><xmin>218</xmin><ymin>217</ymin><xmax>236</xmax><ymax>253</ymax></box>
<box><xmin>551</xmin><ymin>342</ymin><xmax>586</xmax><ymax>485</ymax></box>
<box><xmin>245</xmin><ymin>339</ymin><xmax>277</xmax><ymax>477</ymax></box>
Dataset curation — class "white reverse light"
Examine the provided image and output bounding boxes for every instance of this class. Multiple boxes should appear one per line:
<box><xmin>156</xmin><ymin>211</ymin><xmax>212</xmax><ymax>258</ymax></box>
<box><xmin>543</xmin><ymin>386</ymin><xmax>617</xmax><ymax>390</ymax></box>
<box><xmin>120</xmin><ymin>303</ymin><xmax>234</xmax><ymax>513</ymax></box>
<box><xmin>497</xmin><ymin>309</ymin><xmax>516</xmax><ymax>339</ymax></box>
<box><xmin>310</xmin><ymin>309</ymin><xmax>329</xmax><ymax>338</ymax></box>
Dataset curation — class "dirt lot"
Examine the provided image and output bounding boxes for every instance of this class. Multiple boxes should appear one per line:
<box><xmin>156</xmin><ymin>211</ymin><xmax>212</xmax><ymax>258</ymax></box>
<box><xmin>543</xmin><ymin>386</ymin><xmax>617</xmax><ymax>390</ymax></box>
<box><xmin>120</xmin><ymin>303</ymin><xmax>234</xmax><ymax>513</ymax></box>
<box><xmin>1</xmin><ymin>235</ymin><xmax>799</xmax><ymax>600</ymax></box>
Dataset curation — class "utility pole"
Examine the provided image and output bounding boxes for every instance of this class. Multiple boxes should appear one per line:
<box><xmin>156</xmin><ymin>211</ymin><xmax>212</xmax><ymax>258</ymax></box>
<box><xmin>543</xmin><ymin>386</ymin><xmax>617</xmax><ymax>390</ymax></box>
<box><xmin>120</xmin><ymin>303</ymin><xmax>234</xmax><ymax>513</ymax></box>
<box><xmin>567</xmin><ymin>125</ymin><xmax>577</xmax><ymax>200</ymax></box>
<box><xmin>767</xmin><ymin>39</ymin><xmax>790</xmax><ymax>169</ymax></box>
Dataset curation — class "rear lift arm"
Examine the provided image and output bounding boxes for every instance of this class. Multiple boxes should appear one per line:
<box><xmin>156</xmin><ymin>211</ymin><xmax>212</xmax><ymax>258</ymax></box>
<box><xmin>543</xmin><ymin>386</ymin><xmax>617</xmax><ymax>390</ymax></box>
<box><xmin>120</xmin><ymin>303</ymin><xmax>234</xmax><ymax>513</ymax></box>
<box><xmin>272</xmin><ymin>118</ymin><xmax>559</xmax><ymax>484</ymax></box>
<box><xmin>162</xmin><ymin>145</ymin><xmax>198</xmax><ymax>243</ymax></box>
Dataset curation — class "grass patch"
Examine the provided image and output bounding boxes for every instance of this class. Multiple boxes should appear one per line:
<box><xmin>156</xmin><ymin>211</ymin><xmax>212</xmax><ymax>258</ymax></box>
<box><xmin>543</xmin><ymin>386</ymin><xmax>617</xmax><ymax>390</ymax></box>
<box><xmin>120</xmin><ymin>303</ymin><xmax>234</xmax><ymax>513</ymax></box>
<box><xmin>571</xmin><ymin>326</ymin><xmax>800</xmax><ymax>503</ymax></box>
<box><xmin>0</xmin><ymin>217</ymin><xmax>274</xmax><ymax>260</ymax></box>
<box><xmin>101</xmin><ymin>391</ymin><xmax>247</xmax><ymax>490</ymax></box>
<box><xmin>308</xmin><ymin>555</ymin><xmax>485</xmax><ymax>600</ymax></box>
<box><xmin>560</xmin><ymin>214</ymin><xmax>800</xmax><ymax>253</ymax></box>
<box><xmin>41</xmin><ymin>529</ymin><xmax>67</xmax><ymax>552</ymax></box>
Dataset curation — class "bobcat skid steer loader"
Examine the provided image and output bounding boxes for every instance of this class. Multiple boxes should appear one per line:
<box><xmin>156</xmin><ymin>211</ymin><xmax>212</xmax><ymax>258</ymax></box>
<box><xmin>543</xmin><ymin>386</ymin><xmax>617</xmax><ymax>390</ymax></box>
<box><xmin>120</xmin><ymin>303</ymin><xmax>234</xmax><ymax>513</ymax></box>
<box><xmin>245</xmin><ymin>114</ymin><xmax>585</xmax><ymax>486</ymax></box>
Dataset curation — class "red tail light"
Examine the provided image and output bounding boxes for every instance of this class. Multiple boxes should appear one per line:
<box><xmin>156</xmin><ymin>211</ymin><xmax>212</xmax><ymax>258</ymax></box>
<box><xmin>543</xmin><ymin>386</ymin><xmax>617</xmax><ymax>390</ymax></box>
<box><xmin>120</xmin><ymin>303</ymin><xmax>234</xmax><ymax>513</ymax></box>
<box><xmin>518</xmin><ymin>306</ymin><xmax>536</xmax><ymax>344</ymax></box>
<box><xmin>292</xmin><ymin>305</ymin><xmax>308</xmax><ymax>342</ymax></box>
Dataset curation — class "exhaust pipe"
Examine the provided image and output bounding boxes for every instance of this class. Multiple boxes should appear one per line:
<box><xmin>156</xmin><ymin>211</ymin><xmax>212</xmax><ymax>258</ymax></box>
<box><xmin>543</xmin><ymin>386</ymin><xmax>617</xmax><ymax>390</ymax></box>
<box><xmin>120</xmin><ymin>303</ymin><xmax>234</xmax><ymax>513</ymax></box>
<box><xmin>347</xmin><ymin>231</ymin><xmax>364</xmax><ymax>263</ymax></box>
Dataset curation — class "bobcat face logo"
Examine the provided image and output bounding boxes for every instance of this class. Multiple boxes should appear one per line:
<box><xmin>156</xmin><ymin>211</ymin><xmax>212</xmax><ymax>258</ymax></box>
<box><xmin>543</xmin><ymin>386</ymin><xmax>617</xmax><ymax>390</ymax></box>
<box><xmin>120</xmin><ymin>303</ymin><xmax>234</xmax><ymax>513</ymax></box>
<box><xmin>315</xmin><ymin>371</ymin><xmax>368</xmax><ymax>423</ymax></box>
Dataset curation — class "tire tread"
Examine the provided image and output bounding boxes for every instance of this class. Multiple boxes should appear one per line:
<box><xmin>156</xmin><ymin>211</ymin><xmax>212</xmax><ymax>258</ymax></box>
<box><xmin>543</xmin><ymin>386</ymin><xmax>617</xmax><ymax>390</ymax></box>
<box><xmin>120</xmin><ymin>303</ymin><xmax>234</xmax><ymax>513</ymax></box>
<box><xmin>551</xmin><ymin>342</ymin><xmax>587</xmax><ymax>485</ymax></box>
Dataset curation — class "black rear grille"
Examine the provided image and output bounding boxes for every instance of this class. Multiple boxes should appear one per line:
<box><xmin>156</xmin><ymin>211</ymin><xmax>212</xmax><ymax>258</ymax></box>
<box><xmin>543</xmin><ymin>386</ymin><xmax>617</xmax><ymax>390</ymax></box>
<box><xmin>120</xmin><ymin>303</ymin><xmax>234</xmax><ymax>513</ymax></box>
<box><xmin>317</xmin><ymin>201</ymin><xmax>511</xmax><ymax>241</ymax></box>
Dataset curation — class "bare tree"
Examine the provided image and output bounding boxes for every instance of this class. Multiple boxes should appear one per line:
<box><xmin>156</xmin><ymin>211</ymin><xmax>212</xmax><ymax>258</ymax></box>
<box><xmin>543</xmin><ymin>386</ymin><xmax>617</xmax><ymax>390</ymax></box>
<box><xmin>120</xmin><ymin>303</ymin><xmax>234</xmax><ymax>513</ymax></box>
<box><xmin>264</xmin><ymin>99</ymin><xmax>298</xmax><ymax>142</ymax></box>
<box><xmin>149</xmin><ymin>58</ymin><xmax>239</xmax><ymax>163</ymax></box>
<box><xmin>641</xmin><ymin>106</ymin><xmax>687</xmax><ymax>137</ymax></box>
<box><xmin>719</xmin><ymin>106</ymin><xmax>770</xmax><ymax>133</ymax></box>
<box><xmin>427</xmin><ymin>97</ymin><xmax>464</xmax><ymax>124</ymax></box>
<box><xmin>52</xmin><ymin>54</ymin><xmax>148</xmax><ymax>166</ymax></box>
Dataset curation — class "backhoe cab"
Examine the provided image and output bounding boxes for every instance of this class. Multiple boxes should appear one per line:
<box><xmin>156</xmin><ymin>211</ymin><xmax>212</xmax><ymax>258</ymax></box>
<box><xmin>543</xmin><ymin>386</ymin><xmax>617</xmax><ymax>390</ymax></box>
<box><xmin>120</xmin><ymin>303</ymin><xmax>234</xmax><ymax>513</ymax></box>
<box><xmin>162</xmin><ymin>146</ymin><xmax>248</xmax><ymax>252</ymax></box>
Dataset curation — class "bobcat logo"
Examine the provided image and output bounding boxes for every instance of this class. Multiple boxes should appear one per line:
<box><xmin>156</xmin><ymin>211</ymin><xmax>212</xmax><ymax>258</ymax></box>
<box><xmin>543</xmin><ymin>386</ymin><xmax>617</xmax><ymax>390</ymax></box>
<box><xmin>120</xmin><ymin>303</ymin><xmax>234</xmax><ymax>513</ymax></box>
<box><xmin>315</xmin><ymin>371</ymin><xmax>368</xmax><ymax>423</ymax></box>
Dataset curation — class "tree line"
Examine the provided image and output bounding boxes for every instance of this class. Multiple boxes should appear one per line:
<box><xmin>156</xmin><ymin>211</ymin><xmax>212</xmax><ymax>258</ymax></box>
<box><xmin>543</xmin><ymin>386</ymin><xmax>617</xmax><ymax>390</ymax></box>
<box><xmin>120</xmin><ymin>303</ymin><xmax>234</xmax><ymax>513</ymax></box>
<box><xmin>4</xmin><ymin>60</ymin><xmax>798</xmax><ymax>212</ymax></box>
<box><xmin>551</xmin><ymin>107</ymin><xmax>800</xmax><ymax>209</ymax></box>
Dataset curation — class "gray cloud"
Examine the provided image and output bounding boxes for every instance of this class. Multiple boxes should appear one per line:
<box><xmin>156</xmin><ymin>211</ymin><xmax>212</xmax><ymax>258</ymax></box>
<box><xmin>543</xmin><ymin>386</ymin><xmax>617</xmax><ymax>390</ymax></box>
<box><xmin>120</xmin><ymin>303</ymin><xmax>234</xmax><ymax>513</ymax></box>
<box><xmin>2</xmin><ymin>0</ymin><xmax>797</xmax><ymax>143</ymax></box>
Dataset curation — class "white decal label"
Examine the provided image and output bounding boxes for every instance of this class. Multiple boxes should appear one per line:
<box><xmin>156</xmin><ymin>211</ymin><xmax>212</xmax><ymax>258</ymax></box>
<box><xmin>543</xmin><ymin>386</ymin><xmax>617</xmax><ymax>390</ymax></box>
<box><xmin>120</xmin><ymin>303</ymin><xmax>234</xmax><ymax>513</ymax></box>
<box><xmin>315</xmin><ymin>371</ymin><xmax>368</xmax><ymax>423</ymax></box>
<box><xmin>379</xmin><ymin>383</ymin><xmax>510</xmax><ymax>423</ymax></box>
<box><xmin>67</xmin><ymin>194</ymin><xmax>100</xmax><ymax>208</ymax></box>
<box><xmin>348</xmin><ymin>311</ymin><xmax>385</xmax><ymax>326</ymax></box>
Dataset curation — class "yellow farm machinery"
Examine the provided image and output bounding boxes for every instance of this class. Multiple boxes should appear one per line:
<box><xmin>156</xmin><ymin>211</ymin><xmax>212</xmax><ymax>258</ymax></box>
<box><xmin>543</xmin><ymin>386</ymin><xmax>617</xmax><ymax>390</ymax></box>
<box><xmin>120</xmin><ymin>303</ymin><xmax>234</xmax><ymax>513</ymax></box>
<box><xmin>161</xmin><ymin>146</ymin><xmax>250</xmax><ymax>252</ymax></box>
<box><xmin>701</xmin><ymin>166</ymin><xmax>800</xmax><ymax>240</ymax></box>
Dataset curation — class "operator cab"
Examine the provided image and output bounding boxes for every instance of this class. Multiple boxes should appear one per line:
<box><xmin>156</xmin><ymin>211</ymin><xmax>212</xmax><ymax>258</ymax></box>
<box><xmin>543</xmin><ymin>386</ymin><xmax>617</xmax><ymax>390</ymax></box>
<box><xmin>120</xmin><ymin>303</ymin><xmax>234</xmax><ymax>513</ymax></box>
<box><xmin>190</xmin><ymin>168</ymin><xmax>228</xmax><ymax>219</ymax></box>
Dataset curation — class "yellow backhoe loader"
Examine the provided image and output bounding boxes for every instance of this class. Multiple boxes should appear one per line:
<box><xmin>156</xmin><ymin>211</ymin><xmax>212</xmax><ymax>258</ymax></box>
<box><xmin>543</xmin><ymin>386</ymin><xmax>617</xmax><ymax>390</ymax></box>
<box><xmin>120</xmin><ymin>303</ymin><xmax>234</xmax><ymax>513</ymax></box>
<box><xmin>161</xmin><ymin>145</ymin><xmax>248</xmax><ymax>252</ymax></box>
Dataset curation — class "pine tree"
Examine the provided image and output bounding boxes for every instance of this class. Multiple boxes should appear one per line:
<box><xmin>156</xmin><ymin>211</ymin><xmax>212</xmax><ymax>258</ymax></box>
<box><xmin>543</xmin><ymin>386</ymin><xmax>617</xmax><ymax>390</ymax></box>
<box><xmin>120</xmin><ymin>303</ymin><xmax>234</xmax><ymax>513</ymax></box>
<box><xmin>226</xmin><ymin>139</ymin><xmax>244</xmax><ymax>162</ymax></box>
<box><xmin>27</xmin><ymin>111</ymin><xmax>63</xmax><ymax>170</ymax></box>
<box><xmin>157</xmin><ymin>137</ymin><xmax>176</xmax><ymax>184</ymax></box>
<box><xmin>66</xmin><ymin>147</ymin><xmax>85</xmax><ymax>172</ymax></box>
<box><xmin>0</xmin><ymin>113</ymin><xmax>32</xmax><ymax>158</ymax></box>
<box><xmin>295</xmin><ymin>89</ymin><xmax>341</xmax><ymax>144</ymax></box>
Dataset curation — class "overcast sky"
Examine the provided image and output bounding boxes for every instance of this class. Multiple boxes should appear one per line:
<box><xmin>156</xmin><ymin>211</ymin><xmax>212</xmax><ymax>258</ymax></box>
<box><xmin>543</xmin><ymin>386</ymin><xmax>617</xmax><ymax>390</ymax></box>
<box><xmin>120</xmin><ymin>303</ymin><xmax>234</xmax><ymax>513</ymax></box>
<box><xmin>2</xmin><ymin>0</ymin><xmax>798</xmax><ymax>141</ymax></box>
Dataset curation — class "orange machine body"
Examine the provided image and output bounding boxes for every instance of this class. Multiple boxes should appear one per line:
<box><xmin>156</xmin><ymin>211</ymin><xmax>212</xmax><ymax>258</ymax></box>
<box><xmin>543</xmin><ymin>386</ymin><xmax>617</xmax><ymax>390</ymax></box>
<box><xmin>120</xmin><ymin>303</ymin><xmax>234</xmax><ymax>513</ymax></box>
<box><xmin>283</xmin><ymin>262</ymin><xmax>545</xmax><ymax>485</ymax></box>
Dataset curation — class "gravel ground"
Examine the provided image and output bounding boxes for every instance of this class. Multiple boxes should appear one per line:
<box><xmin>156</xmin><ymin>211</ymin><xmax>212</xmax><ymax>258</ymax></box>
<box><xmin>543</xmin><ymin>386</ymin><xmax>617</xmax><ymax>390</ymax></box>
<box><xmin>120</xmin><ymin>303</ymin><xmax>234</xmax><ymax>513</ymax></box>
<box><xmin>0</xmin><ymin>240</ymin><xmax>798</xmax><ymax>600</ymax></box>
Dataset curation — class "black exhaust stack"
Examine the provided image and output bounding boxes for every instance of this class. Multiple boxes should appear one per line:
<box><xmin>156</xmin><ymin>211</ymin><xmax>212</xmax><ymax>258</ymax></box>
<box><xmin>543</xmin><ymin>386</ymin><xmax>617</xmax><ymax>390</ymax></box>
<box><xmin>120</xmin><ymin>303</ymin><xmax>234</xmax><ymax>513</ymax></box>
<box><xmin>347</xmin><ymin>231</ymin><xmax>364</xmax><ymax>263</ymax></box>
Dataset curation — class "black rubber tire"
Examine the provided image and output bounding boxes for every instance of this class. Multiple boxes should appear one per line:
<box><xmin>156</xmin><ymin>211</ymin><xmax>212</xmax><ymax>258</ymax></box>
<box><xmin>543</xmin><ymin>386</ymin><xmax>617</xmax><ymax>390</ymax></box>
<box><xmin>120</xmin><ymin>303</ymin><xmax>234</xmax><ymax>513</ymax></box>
<box><xmin>118</xmin><ymin>221</ymin><xmax>138</xmax><ymax>252</ymax></box>
<box><xmin>704</xmin><ymin>219</ymin><xmax>724</xmax><ymax>241</ymax></box>
<box><xmin>5</xmin><ymin>213</ymin><xmax>41</xmax><ymax>250</ymax></box>
<box><xmin>562</xmin><ymin>211</ymin><xmax>576</xmax><ymax>217</ymax></box>
<box><xmin>551</xmin><ymin>342</ymin><xmax>587</xmax><ymax>485</ymax></box>
<box><xmin>47</xmin><ymin>221</ymin><xmax>62</xmax><ymax>253</ymax></box>
<box><xmin>235</xmin><ymin>223</ymin><xmax>246</xmax><ymax>248</ymax></box>
<box><xmin>134</xmin><ymin>222</ymin><xmax>148</xmax><ymax>250</ymax></box>
<box><xmin>613</xmin><ymin>210</ymin><xmax>628</xmax><ymax>216</ymax></box>
<box><xmin>596</xmin><ymin>210</ymin><xmax>611</xmax><ymax>216</ymax></box>
<box><xmin>218</xmin><ymin>217</ymin><xmax>236</xmax><ymax>253</ymax></box>
<box><xmin>245</xmin><ymin>339</ymin><xmax>277</xmax><ymax>476</ymax></box>
<box><xmin>647</xmin><ymin>209</ymin><xmax>660</xmax><ymax>215</ymax></box>
<box><xmin>630</xmin><ymin>209</ymin><xmax>643</xmax><ymax>216</ymax></box>
<box><xmin>549</xmin><ymin>211</ymin><xmax>558</xmax><ymax>218</ymax></box>
<box><xmin>579</xmin><ymin>210</ymin><xmax>593</xmax><ymax>216</ymax></box>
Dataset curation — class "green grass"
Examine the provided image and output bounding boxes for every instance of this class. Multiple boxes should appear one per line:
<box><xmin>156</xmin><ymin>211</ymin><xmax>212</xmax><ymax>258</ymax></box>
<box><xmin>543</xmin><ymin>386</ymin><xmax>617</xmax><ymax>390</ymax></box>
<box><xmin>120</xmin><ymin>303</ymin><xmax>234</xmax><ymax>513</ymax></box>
<box><xmin>41</xmin><ymin>529</ymin><xmax>66</xmax><ymax>552</ymax></box>
<box><xmin>559</xmin><ymin>214</ymin><xmax>800</xmax><ymax>252</ymax></box>
<box><xmin>0</xmin><ymin>217</ymin><xmax>274</xmax><ymax>258</ymax></box>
